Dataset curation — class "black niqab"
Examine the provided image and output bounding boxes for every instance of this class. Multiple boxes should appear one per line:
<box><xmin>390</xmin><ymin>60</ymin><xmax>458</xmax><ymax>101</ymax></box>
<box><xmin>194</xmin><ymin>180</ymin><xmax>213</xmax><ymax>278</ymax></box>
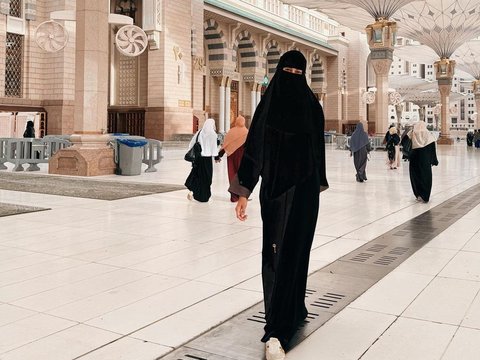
<box><xmin>237</xmin><ymin>50</ymin><xmax>328</xmax><ymax>198</ymax></box>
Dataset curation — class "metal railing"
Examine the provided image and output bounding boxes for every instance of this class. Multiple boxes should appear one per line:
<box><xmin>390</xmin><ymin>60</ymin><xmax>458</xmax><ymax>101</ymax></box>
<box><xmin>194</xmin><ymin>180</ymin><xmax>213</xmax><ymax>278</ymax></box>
<box><xmin>1</xmin><ymin>136</ymin><xmax>164</xmax><ymax>174</ymax></box>
<box><xmin>0</xmin><ymin>137</ymin><xmax>72</xmax><ymax>171</ymax></box>
<box><xmin>335</xmin><ymin>135</ymin><xmax>386</xmax><ymax>151</ymax></box>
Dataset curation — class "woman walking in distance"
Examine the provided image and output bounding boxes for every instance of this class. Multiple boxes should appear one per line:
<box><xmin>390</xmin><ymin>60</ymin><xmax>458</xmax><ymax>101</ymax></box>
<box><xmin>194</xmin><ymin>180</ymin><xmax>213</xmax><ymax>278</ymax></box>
<box><xmin>229</xmin><ymin>51</ymin><xmax>328</xmax><ymax>360</ymax></box>
<box><xmin>349</xmin><ymin>122</ymin><xmax>371</xmax><ymax>182</ymax></box>
<box><xmin>185</xmin><ymin>118</ymin><xmax>218</xmax><ymax>202</ymax></box>
<box><xmin>215</xmin><ymin>115</ymin><xmax>249</xmax><ymax>202</ymax></box>
<box><xmin>408</xmin><ymin>121</ymin><xmax>439</xmax><ymax>203</ymax></box>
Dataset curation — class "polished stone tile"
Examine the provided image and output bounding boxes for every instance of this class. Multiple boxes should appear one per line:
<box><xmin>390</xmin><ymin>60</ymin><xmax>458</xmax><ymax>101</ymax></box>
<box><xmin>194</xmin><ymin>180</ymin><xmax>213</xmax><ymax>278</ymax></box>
<box><xmin>361</xmin><ymin>317</ymin><xmax>456</xmax><ymax>360</ymax></box>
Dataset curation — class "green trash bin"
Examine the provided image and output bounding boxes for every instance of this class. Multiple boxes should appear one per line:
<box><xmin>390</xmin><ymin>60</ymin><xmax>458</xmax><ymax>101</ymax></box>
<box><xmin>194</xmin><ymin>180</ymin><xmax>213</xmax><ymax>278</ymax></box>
<box><xmin>116</xmin><ymin>138</ymin><xmax>148</xmax><ymax>175</ymax></box>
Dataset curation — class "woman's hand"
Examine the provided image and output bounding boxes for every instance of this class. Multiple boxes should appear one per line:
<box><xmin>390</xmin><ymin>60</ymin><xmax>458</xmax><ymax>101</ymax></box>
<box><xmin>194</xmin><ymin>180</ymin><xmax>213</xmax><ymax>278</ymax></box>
<box><xmin>235</xmin><ymin>196</ymin><xmax>248</xmax><ymax>221</ymax></box>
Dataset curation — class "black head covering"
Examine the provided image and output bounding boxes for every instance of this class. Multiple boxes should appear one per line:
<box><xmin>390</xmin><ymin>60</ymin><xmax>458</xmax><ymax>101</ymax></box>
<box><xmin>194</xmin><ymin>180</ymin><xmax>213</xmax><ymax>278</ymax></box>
<box><xmin>350</xmin><ymin>122</ymin><xmax>370</xmax><ymax>153</ymax></box>
<box><xmin>237</xmin><ymin>50</ymin><xmax>328</xmax><ymax>198</ymax></box>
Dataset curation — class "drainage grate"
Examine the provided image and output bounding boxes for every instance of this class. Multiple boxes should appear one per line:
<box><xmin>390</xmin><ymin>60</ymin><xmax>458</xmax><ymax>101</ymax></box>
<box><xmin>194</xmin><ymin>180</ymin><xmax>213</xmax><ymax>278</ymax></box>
<box><xmin>366</xmin><ymin>244</ymin><xmax>388</xmax><ymax>252</ymax></box>
<box><xmin>305</xmin><ymin>288</ymin><xmax>316</xmax><ymax>298</ymax></box>
<box><xmin>247</xmin><ymin>311</ymin><xmax>266</xmax><ymax>324</ymax></box>
<box><xmin>389</xmin><ymin>247</ymin><xmax>409</xmax><ymax>255</ymax></box>
<box><xmin>311</xmin><ymin>292</ymin><xmax>346</xmax><ymax>309</ymax></box>
<box><xmin>351</xmin><ymin>252</ymin><xmax>374</xmax><ymax>262</ymax></box>
<box><xmin>373</xmin><ymin>255</ymin><xmax>398</xmax><ymax>266</ymax></box>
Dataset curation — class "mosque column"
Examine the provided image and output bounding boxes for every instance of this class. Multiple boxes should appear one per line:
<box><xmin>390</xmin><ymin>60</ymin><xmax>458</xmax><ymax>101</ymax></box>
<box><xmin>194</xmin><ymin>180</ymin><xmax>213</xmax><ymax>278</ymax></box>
<box><xmin>473</xmin><ymin>80</ymin><xmax>480</xmax><ymax>129</ymax></box>
<box><xmin>418</xmin><ymin>106</ymin><xmax>426</xmax><ymax>122</ymax></box>
<box><xmin>225</xmin><ymin>79</ymin><xmax>231</xmax><ymax>131</ymax></box>
<box><xmin>395</xmin><ymin>104</ymin><xmax>403</xmax><ymax>129</ymax></box>
<box><xmin>435</xmin><ymin>59</ymin><xmax>455</xmax><ymax>144</ymax></box>
<box><xmin>256</xmin><ymin>84</ymin><xmax>261</xmax><ymax>106</ymax></box>
<box><xmin>251</xmin><ymin>84</ymin><xmax>257</xmax><ymax>120</ymax></box>
<box><xmin>49</xmin><ymin>0</ymin><xmax>115</xmax><ymax>176</ymax></box>
<box><xmin>365</xmin><ymin>19</ymin><xmax>396</xmax><ymax>135</ymax></box>
<box><xmin>219</xmin><ymin>80</ymin><xmax>226</xmax><ymax>134</ymax></box>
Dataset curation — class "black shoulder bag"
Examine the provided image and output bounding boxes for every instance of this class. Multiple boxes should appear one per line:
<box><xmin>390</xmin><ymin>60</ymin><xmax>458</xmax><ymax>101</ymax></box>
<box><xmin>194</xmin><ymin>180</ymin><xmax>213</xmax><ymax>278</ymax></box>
<box><xmin>184</xmin><ymin>131</ymin><xmax>202</xmax><ymax>162</ymax></box>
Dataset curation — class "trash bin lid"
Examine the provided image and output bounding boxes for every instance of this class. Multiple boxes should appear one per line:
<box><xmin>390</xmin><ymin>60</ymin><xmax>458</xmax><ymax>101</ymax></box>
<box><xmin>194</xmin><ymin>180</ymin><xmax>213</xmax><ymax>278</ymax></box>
<box><xmin>117</xmin><ymin>138</ymin><xmax>148</xmax><ymax>147</ymax></box>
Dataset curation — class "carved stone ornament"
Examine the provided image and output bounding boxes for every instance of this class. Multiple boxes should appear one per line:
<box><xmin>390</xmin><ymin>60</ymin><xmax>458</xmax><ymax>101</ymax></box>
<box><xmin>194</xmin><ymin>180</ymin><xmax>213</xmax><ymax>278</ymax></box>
<box><xmin>471</xmin><ymin>112</ymin><xmax>478</xmax><ymax>121</ymax></box>
<box><xmin>115</xmin><ymin>25</ymin><xmax>148</xmax><ymax>57</ymax></box>
<box><xmin>449</xmin><ymin>106</ymin><xmax>458</xmax><ymax>116</ymax></box>
<box><xmin>35</xmin><ymin>20</ymin><xmax>69</xmax><ymax>53</ymax></box>
<box><xmin>362</xmin><ymin>91</ymin><xmax>376</xmax><ymax>104</ymax></box>
<box><xmin>192</xmin><ymin>56</ymin><xmax>204</xmax><ymax>71</ymax></box>
<box><xmin>173</xmin><ymin>46</ymin><xmax>184</xmax><ymax>61</ymax></box>
<box><xmin>371</xmin><ymin>59</ymin><xmax>391</xmax><ymax>76</ymax></box>
<box><xmin>389</xmin><ymin>91</ymin><xmax>402</xmax><ymax>105</ymax></box>
<box><xmin>433</xmin><ymin>104</ymin><xmax>442</xmax><ymax>115</ymax></box>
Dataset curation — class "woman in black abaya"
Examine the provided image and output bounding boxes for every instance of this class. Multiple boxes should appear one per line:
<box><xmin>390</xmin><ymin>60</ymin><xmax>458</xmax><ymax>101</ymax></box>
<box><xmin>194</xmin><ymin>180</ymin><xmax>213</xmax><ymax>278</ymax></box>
<box><xmin>408</xmin><ymin>121</ymin><xmax>438</xmax><ymax>203</ymax></box>
<box><xmin>185</xmin><ymin>118</ymin><xmax>218</xmax><ymax>202</ymax></box>
<box><xmin>350</xmin><ymin>122</ymin><xmax>370</xmax><ymax>182</ymax></box>
<box><xmin>229</xmin><ymin>51</ymin><xmax>328</xmax><ymax>360</ymax></box>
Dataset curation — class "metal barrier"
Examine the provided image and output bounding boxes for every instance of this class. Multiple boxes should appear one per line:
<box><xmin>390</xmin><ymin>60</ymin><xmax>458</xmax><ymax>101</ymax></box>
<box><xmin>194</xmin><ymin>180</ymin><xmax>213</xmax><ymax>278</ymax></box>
<box><xmin>110</xmin><ymin>137</ymin><xmax>163</xmax><ymax>173</ymax></box>
<box><xmin>142</xmin><ymin>139</ymin><xmax>163</xmax><ymax>172</ymax></box>
<box><xmin>336</xmin><ymin>135</ymin><xmax>386</xmax><ymax>151</ymax></box>
<box><xmin>0</xmin><ymin>137</ymin><xmax>72</xmax><ymax>171</ymax></box>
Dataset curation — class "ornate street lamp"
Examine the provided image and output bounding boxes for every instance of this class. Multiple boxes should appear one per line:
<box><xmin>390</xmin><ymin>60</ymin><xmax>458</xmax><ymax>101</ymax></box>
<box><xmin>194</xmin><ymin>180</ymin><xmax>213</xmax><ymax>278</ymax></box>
<box><xmin>393</xmin><ymin>1</ymin><xmax>480</xmax><ymax>144</ymax></box>
<box><xmin>282</xmin><ymin>0</ymin><xmax>417</xmax><ymax>134</ymax></box>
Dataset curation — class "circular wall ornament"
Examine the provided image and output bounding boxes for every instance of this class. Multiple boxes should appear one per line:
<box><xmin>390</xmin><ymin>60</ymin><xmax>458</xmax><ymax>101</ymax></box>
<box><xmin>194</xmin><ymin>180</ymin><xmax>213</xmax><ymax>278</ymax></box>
<box><xmin>471</xmin><ymin>113</ymin><xmax>477</xmax><ymax>121</ymax></box>
<box><xmin>362</xmin><ymin>91</ymin><xmax>376</xmax><ymax>104</ymax></box>
<box><xmin>388</xmin><ymin>91</ymin><xmax>402</xmax><ymax>105</ymax></box>
<box><xmin>34</xmin><ymin>20</ymin><xmax>69</xmax><ymax>53</ymax></box>
<box><xmin>449</xmin><ymin>106</ymin><xmax>458</xmax><ymax>116</ymax></box>
<box><xmin>115</xmin><ymin>25</ymin><xmax>148</xmax><ymax>57</ymax></box>
<box><xmin>433</xmin><ymin>104</ymin><xmax>441</xmax><ymax>115</ymax></box>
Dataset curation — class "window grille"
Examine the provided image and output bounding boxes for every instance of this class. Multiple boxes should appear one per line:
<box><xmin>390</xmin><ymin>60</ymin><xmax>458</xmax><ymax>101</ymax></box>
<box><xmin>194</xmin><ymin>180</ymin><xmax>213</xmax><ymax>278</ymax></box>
<box><xmin>5</xmin><ymin>33</ymin><xmax>23</xmax><ymax>98</ymax></box>
<box><xmin>9</xmin><ymin>0</ymin><xmax>21</xmax><ymax>17</ymax></box>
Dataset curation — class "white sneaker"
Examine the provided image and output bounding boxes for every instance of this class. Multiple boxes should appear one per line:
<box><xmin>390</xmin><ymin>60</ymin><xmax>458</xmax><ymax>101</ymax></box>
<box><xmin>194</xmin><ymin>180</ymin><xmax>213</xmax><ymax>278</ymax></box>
<box><xmin>187</xmin><ymin>191</ymin><xmax>193</xmax><ymax>201</ymax></box>
<box><xmin>265</xmin><ymin>337</ymin><xmax>285</xmax><ymax>360</ymax></box>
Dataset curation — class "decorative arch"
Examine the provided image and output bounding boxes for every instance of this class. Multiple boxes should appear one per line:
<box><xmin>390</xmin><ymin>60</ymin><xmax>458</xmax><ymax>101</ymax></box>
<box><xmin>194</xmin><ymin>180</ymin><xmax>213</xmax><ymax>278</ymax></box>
<box><xmin>232</xmin><ymin>30</ymin><xmax>258</xmax><ymax>71</ymax></box>
<box><xmin>204</xmin><ymin>19</ymin><xmax>228</xmax><ymax>62</ymax></box>
<box><xmin>265</xmin><ymin>40</ymin><xmax>281</xmax><ymax>78</ymax></box>
<box><xmin>311</xmin><ymin>53</ymin><xmax>325</xmax><ymax>91</ymax></box>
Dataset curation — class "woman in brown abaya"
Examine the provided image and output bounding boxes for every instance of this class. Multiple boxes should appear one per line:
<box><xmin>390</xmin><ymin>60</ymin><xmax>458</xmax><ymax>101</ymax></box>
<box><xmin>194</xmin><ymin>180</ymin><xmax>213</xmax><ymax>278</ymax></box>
<box><xmin>215</xmin><ymin>115</ymin><xmax>248</xmax><ymax>202</ymax></box>
<box><xmin>229</xmin><ymin>50</ymin><xmax>328</xmax><ymax>360</ymax></box>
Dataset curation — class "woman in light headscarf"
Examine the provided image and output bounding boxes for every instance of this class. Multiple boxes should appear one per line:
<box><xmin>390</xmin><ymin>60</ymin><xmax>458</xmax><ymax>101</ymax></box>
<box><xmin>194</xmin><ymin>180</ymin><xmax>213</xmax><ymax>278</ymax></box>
<box><xmin>408</xmin><ymin>121</ymin><xmax>438</xmax><ymax>203</ymax></box>
<box><xmin>386</xmin><ymin>126</ymin><xmax>401</xmax><ymax>169</ymax></box>
<box><xmin>185</xmin><ymin>118</ymin><xmax>218</xmax><ymax>202</ymax></box>
<box><xmin>230</xmin><ymin>50</ymin><xmax>328</xmax><ymax>360</ymax></box>
<box><xmin>349</xmin><ymin>122</ymin><xmax>370</xmax><ymax>182</ymax></box>
<box><xmin>216</xmin><ymin>115</ymin><xmax>249</xmax><ymax>202</ymax></box>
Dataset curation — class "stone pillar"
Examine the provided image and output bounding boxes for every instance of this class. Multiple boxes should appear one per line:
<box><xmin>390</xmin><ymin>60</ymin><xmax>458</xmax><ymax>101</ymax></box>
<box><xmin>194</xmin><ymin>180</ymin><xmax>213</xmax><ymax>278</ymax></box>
<box><xmin>256</xmin><ymin>87</ymin><xmax>261</xmax><ymax>106</ymax></box>
<box><xmin>49</xmin><ymin>0</ymin><xmax>115</xmax><ymax>176</ymax></box>
<box><xmin>225</xmin><ymin>82</ymin><xmax>231</xmax><ymax>131</ymax></box>
<box><xmin>395</xmin><ymin>104</ymin><xmax>403</xmax><ymax>129</ymax></box>
<box><xmin>219</xmin><ymin>84</ymin><xmax>225</xmax><ymax>133</ymax></box>
<box><xmin>435</xmin><ymin>59</ymin><xmax>455</xmax><ymax>145</ymax></box>
<box><xmin>365</xmin><ymin>20</ymin><xmax>396</xmax><ymax>135</ymax></box>
<box><xmin>473</xmin><ymin>80</ymin><xmax>480</xmax><ymax>129</ymax></box>
<box><xmin>418</xmin><ymin>106</ymin><xmax>426</xmax><ymax>122</ymax></box>
<box><xmin>251</xmin><ymin>88</ymin><xmax>257</xmax><ymax>119</ymax></box>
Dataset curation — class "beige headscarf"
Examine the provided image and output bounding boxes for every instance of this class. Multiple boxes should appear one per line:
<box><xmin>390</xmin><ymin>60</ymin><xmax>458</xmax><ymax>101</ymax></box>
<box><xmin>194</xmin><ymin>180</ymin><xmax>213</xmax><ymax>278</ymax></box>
<box><xmin>222</xmin><ymin>116</ymin><xmax>248</xmax><ymax>156</ymax></box>
<box><xmin>410</xmin><ymin>121</ymin><xmax>436</xmax><ymax>149</ymax></box>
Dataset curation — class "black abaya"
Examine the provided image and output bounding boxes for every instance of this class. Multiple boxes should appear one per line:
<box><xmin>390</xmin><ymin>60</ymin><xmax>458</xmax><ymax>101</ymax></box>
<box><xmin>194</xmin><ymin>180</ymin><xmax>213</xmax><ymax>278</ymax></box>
<box><xmin>185</xmin><ymin>157</ymin><xmax>213</xmax><ymax>202</ymax></box>
<box><xmin>229</xmin><ymin>50</ymin><xmax>328</xmax><ymax>348</ymax></box>
<box><xmin>353</xmin><ymin>146</ymin><xmax>368</xmax><ymax>182</ymax></box>
<box><xmin>409</xmin><ymin>142</ymin><xmax>438</xmax><ymax>202</ymax></box>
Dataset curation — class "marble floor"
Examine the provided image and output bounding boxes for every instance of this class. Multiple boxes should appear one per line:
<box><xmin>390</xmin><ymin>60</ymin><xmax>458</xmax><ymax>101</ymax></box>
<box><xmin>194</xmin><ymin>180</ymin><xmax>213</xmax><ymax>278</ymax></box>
<box><xmin>0</xmin><ymin>143</ymin><xmax>479</xmax><ymax>360</ymax></box>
